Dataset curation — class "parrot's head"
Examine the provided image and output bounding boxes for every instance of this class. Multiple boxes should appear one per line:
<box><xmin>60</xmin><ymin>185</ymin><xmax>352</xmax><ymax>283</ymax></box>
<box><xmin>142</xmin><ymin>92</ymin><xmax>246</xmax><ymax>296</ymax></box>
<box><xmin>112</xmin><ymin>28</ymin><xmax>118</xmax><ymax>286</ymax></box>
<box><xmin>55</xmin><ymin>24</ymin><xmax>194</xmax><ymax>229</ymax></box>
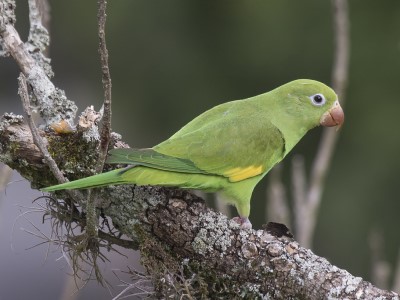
<box><xmin>280</xmin><ymin>79</ymin><xmax>344</xmax><ymax>129</ymax></box>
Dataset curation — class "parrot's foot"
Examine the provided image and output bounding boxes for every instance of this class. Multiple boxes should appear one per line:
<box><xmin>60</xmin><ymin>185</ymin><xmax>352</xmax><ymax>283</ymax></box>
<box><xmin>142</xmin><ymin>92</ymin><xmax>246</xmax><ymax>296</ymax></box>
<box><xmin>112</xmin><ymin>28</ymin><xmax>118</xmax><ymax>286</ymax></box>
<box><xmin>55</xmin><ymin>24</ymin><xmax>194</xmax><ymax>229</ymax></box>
<box><xmin>232</xmin><ymin>217</ymin><xmax>252</xmax><ymax>229</ymax></box>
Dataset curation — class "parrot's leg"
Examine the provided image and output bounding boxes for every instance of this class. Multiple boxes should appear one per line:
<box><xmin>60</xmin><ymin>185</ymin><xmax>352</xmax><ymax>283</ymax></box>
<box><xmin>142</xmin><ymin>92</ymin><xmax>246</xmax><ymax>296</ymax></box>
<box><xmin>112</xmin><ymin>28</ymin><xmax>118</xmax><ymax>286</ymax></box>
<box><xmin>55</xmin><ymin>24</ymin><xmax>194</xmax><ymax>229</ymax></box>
<box><xmin>232</xmin><ymin>217</ymin><xmax>252</xmax><ymax>229</ymax></box>
<box><xmin>221</xmin><ymin>176</ymin><xmax>263</xmax><ymax>230</ymax></box>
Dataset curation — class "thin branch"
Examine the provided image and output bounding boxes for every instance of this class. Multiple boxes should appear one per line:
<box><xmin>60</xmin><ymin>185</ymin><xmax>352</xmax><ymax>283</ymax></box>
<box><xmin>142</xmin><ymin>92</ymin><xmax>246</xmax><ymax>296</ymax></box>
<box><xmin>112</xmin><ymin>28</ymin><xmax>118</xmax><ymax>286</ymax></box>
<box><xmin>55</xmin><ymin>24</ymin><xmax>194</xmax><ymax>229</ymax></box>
<box><xmin>295</xmin><ymin>0</ymin><xmax>350</xmax><ymax>247</ymax></box>
<box><xmin>0</xmin><ymin>0</ymin><xmax>15</xmax><ymax>57</ymax></box>
<box><xmin>291</xmin><ymin>155</ymin><xmax>307</xmax><ymax>239</ymax></box>
<box><xmin>82</xmin><ymin>0</ymin><xmax>114</xmax><ymax>245</ymax></box>
<box><xmin>98</xmin><ymin>230</ymin><xmax>139</xmax><ymax>250</ymax></box>
<box><xmin>27</xmin><ymin>0</ymin><xmax>49</xmax><ymax>52</ymax></box>
<box><xmin>369</xmin><ymin>228</ymin><xmax>391</xmax><ymax>290</ymax></box>
<box><xmin>85</xmin><ymin>189</ymin><xmax>98</xmax><ymax>239</ymax></box>
<box><xmin>18</xmin><ymin>74</ymin><xmax>66</xmax><ymax>184</ymax></box>
<box><xmin>0</xmin><ymin>8</ymin><xmax>77</xmax><ymax>125</ymax></box>
<box><xmin>96</xmin><ymin>0</ymin><xmax>112</xmax><ymax>173</ymax></box>
<box><xmin>1</xmin><ymin>23</ymin><xmax>36</xmax><ymax>74</ymax></box>
<box><xmin>37</xmin><ymin>0</ymin><xmax>51</xmax><ymax>32</ymax></box>
<box><xmin>331</xmin><ymin>0</ymin><xmax>350</xmax><ymax>98</ymax></box>
<box><xmin>266</xmin><ymin>165</ymin><xmax>290</xmax><ymax>226</ymax></box>
<box><xmin>18</xmin><ymin>74</ymin><xmax>82</xmax><ymax>203</ymax></box>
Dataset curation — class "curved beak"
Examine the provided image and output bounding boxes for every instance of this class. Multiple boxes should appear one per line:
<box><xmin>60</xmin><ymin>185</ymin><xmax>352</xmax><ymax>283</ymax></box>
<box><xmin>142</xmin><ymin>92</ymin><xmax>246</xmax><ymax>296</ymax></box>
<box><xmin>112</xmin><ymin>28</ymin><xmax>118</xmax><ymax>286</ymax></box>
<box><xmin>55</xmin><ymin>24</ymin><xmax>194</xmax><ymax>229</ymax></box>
<box><xmin>320</xmin><ymin>100</ymin><xmax>344</xmax><ymax>127</ymax></box>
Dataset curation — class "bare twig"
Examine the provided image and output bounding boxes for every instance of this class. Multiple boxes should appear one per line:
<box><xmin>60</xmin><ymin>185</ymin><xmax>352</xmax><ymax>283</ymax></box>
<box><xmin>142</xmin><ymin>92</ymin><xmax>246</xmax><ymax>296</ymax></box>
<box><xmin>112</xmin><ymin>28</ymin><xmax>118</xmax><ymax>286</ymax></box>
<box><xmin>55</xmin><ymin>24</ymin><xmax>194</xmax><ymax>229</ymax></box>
<box><xmin>36</xmin><ymin>0</ymin><xmax>51</xmax><ymax>32</ymax></box>
<box><xmin>85</xmin><ymin>189</ymin><xmax>98</xmax><ymax>239</ymax></box>
<box><xmin>0</xmin><ymin>0</ymin><xmax>15</xmax><ymax>57</ymax></box>
<box><xmin>18</xmin><ymin>74</ymin><xmax>82</xmax><ymax>203</ymax></box>
<box><xmin>0</xmin><ymin>2</ymin><xmax>76</xmax><ymax>125</ymax></box>
<box><xmin>294</xmin><ymin>0</ymin><xmax>350</xmax><ymax>247</ymax></box>
<box><xmin>96</xmin><ymin>0</ymin><xmax>112</xmax><ymax>173</ymax></box>
<box><xmin>266</xmin><ymin>165</ymin><xmax>290</xmax><ymax>226</ymax></box>
<box><xmin>291</xmin><ymin>155</ymin><xmax>307</xmax><ymax>238</ymax></box>
<box><xmin>369</xmin><ymin>228</ymin><xmax>391</xmax><ymax>290</ymax></box>
<box><xmin>27</xmin><ymin>0</ymin><xmax>49</xmax><ymax>52</ymax></box>
<box><xmin>19</xmin><ymin>74</ymin><xmax>66</xmax><ymax>183</ymax></box>
<box><xmin>81</xmin><ymin>0</ymin><xmax>114</xmax><ymax>247</ymax></box>
<box><xmin>1</xmin><ymin>21</ymin><xmax>36</xmax><ymax>74</ymax></box>
<box><xmin>331</xmin><ymin>0</ymin><xmax>350</xmax><ymax>99</ymax></box>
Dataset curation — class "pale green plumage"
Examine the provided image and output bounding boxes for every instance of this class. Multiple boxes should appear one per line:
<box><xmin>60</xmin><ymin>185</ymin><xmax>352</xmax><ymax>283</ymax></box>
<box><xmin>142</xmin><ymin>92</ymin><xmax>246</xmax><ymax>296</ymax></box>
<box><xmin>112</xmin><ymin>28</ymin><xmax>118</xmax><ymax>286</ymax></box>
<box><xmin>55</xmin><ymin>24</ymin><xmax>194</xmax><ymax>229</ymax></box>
<box><xmin>42</xmin><ymin>79</ymin><xmax>341</xmax><ymax>220</ymax></box>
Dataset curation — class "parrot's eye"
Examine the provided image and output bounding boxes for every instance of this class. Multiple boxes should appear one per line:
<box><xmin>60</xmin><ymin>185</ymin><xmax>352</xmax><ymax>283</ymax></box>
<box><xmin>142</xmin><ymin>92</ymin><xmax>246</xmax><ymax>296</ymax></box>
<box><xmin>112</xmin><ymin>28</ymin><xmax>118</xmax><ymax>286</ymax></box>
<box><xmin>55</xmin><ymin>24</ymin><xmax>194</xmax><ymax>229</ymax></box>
<box><xmin>309</xmin><ymin>94</ymin><xmax>326</xmax><ymax>106</ymax></box>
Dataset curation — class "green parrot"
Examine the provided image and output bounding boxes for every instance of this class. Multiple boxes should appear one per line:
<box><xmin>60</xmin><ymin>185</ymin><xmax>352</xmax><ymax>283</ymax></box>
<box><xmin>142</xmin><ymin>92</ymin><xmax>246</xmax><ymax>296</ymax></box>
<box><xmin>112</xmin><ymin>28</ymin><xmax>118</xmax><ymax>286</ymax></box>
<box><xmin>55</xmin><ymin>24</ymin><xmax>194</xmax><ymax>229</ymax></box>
<box><xmin>42</xmin><ymin>79</ymin><xmax>344</xmax><ymax>228</ymax></box>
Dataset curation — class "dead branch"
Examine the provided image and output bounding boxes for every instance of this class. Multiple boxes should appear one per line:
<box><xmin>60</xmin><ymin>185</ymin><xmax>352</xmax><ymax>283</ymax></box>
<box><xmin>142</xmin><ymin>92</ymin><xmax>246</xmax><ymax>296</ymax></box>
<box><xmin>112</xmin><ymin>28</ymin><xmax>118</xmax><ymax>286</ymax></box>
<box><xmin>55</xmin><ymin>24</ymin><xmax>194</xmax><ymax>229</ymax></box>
<box><xmin>293</xmin><ymin>0</ymin><xmax>350</xmax><ymax>248</ymax></box>
<box><xmin>96</xmin><ymin>0</ymin><xmax>112</xmax><ymax>173</ymax></box>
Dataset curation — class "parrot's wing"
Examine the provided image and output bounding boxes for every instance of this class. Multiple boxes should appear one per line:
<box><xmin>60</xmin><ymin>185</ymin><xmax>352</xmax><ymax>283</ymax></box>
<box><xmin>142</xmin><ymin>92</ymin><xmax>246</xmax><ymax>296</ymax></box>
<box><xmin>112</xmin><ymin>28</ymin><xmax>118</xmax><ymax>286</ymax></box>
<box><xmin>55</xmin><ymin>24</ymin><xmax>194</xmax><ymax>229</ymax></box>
<box><xmin>107</xmin><ymin>148</ymin><xmax>208</xmax><ymax>174</ymax></box>
<box><xmin>108</xmin><ymin>112</ymin><xmax>286</xmax><ymax>182</ymax></box>
<box><xmin>154</xmin><ymin>116</ymin><xmax>286</xmax><ymax>182</ymax></box>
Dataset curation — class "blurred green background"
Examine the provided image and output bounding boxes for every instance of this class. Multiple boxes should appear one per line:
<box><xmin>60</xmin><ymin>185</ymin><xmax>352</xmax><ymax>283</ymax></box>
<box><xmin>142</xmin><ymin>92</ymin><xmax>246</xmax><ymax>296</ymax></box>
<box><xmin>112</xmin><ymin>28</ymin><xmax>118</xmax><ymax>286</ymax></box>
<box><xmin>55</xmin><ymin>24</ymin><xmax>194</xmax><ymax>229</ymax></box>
<box><xmin>2</xmin><ymin>0</ymin><xmax>400</xmax><ymax>297</ymax></box>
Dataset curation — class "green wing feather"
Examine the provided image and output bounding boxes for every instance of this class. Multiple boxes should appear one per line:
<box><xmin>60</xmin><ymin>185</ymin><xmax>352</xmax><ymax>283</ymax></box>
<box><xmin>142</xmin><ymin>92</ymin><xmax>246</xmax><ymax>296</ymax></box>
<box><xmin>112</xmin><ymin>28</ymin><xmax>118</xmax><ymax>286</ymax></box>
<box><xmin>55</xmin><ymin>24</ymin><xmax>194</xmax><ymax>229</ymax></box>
<box><xmin>154</xmin><ymin>101</ymin><xmax>286</xmax><ymax>182</ymax></box>
<box><xmin>107</xmin><ymin>148</ymin><xmax>207</xmax><ymax>174</ymax></box>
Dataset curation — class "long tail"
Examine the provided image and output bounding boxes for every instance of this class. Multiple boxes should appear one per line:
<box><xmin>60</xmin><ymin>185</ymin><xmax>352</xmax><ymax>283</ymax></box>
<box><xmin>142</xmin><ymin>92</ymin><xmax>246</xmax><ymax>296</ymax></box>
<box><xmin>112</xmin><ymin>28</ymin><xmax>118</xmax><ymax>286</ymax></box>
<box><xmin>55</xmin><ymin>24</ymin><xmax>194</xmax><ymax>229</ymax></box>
<box><xmin>41</xmin><ymin>168</ymin><xmax>126</xmax><ymax>192</ymax></box>
<box><xmin>42</xmin><ymin>166</ymin><xmax>225</xmax><ymax>193</ymax></box>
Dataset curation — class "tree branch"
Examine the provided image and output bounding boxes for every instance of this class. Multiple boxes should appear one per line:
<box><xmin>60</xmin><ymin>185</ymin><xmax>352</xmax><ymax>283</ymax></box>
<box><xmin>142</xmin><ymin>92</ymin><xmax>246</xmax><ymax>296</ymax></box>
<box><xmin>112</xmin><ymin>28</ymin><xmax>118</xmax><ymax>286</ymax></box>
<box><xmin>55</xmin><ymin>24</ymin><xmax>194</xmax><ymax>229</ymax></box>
<box><xmin>96</xmin><ymin>0</ymin><xmax>112</xmax><ymax>173</ymax></box>
<box><xmin>19</xmin><ymin>74</ymin><xmax>66</xmax><ymax>184</ymax></box>
<box><xmin>104</xmin><ymin>185</ymin><xmax>399</xmax><ymax>299</ymax></box>
<box><xmin>294</xmin><ymin>0</ymin><xmax>350</xmax><ymax>247</ymax></box>
<box><xmin>266</xmin><ymin>165</ymin><xmax>290</xmax><ymax>226</ymax></box>
<box><xmin>0</xmin><ymin>1</ymin><xmax>77</xmax><ymax>125</ymax></box>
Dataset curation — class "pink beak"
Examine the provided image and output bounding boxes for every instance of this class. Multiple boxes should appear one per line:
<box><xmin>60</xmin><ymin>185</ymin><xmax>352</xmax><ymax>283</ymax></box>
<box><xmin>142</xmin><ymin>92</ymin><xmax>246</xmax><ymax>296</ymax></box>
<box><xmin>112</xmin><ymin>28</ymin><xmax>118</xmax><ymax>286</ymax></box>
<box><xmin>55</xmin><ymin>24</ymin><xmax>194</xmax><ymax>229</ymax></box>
<box><xmin>320</xmin><ymin>101</ymin><xmax>344</xmax><ymax>127</ymax></box>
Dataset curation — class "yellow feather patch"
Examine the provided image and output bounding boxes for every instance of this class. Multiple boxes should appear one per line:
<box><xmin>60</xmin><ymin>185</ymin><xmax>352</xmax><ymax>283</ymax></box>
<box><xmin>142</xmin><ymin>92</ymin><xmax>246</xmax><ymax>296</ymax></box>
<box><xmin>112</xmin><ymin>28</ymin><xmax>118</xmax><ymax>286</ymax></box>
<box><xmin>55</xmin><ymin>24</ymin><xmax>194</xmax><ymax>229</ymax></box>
<box><xmin>224</xmin><ymin>165</ymin><xmax>264</xmax><ymax>182</ymax></box>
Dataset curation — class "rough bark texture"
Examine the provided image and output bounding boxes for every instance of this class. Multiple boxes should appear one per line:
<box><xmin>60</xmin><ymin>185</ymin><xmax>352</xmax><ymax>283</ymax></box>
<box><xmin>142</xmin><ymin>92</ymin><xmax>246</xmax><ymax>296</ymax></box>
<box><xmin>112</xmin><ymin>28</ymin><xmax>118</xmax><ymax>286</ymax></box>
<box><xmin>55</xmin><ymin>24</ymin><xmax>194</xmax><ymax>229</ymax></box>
<box><xmin>0</xmin><ymin>117</ymin><xmax>399</xmax><ymax>299</ymax></box>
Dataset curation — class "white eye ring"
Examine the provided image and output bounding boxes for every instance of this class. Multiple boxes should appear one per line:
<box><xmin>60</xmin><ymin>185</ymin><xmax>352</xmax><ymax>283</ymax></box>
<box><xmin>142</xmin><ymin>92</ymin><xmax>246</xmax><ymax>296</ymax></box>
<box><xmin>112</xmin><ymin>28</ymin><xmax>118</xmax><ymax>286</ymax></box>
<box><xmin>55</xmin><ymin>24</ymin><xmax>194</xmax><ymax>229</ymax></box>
<box><xmin>309</xmin><ymin>93</ymin><xmax>326</xmax><ymax>106</ymax></box>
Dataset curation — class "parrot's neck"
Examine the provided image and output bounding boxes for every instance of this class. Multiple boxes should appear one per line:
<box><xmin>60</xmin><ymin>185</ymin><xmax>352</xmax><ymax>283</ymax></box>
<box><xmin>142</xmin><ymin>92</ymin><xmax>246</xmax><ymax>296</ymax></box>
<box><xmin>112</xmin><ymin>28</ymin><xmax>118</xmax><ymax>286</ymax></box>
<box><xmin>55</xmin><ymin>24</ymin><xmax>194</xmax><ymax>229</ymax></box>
<box><xmin>251</xmin><ymin>94</ymin><xmax>313</xmax><ymax>155</ymax></box>
<box><xmin>270</xmin><ymin>116</ymin><xmax>310</xmax><ymax>155</ymax></box>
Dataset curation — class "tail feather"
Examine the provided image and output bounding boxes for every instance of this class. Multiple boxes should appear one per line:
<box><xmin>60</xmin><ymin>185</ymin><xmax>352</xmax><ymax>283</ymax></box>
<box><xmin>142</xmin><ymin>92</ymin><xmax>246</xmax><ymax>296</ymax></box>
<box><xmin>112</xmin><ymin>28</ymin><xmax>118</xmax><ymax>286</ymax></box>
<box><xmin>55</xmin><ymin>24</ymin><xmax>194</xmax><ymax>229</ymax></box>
<box><xmin>41</xmin><ymin>168</ymin><xmax>126</xmax><ymax>192</ymax></box>
<box><xmin>42</xmin><ymin>166</ymin><xmax>226</xmax><ymax>193</ymax></box>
